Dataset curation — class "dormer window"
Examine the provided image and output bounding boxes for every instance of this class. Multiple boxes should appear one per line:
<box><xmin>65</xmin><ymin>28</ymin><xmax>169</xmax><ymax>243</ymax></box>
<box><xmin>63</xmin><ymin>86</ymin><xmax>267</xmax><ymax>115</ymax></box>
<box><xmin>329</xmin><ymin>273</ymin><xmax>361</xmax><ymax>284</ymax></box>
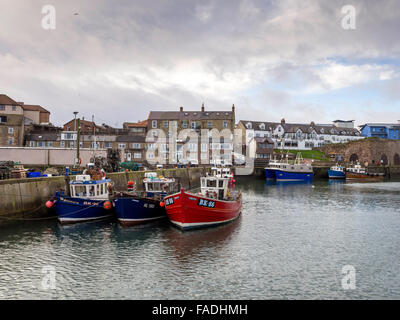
<box><xmin>320</xmin><ymin>128</ymin><xmax>324</xmax><ymax>133</ymax></box>
<box><xmin>246</xmin><ymin>122</ymin><xmax>252</xmax><ymax>129</ymax></box>
<box><xmin>260</xmin><ymin>123</ymin><xmax>265</xmax><ymax>130</ymax></box>
<box><xmin>184</xmin><ymin>112</ymin><xmax>188</xmax><ymax>116</ymax></box>
<box><xmin>194</xmin><ymin>112</ymin><xmax>197</xmax><ymax>115</ymax></box>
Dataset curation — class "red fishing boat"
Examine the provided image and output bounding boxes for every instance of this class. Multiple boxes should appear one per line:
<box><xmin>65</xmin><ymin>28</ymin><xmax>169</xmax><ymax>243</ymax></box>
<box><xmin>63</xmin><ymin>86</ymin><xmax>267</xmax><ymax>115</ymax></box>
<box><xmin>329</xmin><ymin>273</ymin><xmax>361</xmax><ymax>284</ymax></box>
<box><xmin>163</xmin><ymin>167</ymin><xmax>242</xmax><ymax>230</ymax></box>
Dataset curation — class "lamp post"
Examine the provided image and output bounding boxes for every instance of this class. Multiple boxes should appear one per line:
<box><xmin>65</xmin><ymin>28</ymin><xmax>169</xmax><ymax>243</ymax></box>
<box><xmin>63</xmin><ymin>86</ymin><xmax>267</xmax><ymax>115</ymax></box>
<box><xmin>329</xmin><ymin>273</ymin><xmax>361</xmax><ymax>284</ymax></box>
<box><xmin>73</xmin><ymin>111</ymin><xmax>78</xmax><ymax>168</ymax></box>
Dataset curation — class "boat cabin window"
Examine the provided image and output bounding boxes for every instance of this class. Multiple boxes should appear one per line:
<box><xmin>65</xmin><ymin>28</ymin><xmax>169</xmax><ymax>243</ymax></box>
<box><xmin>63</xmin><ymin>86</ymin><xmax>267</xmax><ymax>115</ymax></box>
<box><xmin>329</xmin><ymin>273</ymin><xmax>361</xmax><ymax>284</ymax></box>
<box><xmin>73</xmin><ymin>185</ymin><xmax>87</xmax><ymax>196</ymax></box>
<box><xmin>219</xmin><ymin>180</ymin><xmax>224</xmax><ymax>188</ymax></box>
<box><xmin>206</xmin><ymin>179</ymin><xmax>217</xmax><ymax>188</ymax></box>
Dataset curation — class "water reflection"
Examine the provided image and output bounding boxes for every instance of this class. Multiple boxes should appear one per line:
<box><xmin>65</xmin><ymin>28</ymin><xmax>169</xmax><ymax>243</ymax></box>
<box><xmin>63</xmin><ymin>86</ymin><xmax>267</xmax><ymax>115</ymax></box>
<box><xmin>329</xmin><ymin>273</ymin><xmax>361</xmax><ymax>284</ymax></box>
<box><xmin>163</xmin><ymin>218</ymin><xmax>241</xmax><ymax>262</ymax></box>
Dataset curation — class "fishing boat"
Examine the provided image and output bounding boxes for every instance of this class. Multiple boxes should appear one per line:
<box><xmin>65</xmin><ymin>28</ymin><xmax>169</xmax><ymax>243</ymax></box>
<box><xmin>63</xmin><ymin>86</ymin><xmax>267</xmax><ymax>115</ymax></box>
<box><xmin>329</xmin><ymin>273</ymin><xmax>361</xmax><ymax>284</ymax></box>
<box><xmin>164</xmin><ymin>168</ymin><xmax>241</xmax><ymax>230</ymax></box>
<box><xmin>274</xmin><ymin>153</ymin><xmax>313</xmax><ymax>182</ymax></box>
<box><xmin>46</xmin><ymin>166</ymin><xmax>114</xmax><ymax>224</ymax></box>
<box><xmin>328</xmin><ymin>164</ymin><xmax>346</xmax><ymax>179</ymax></box>
<box><xmin>345</xmin><ymin>163</ymin><xmax>385</xmax><ymax>180</ymax></box>
<box><xmin>112</xmin><ymin>172</ymin><xmax>176</xmax><ymax>226</ymax></box>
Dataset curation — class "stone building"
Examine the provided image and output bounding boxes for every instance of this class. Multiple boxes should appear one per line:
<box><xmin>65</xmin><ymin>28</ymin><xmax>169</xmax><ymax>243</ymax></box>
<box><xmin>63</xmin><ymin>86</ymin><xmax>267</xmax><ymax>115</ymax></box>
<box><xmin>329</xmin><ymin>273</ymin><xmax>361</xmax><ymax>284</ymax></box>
<box><xmin>318</xmin><ymin>138</ymin><xmax>400</xmax><ymax>166</ymax></box>
<box><xmin>0</xmin><ymin>94</ymin><xmax>25</xmax><ymax>146</ymax></box>
<box><xmin>146</xmin><ymin>104</ymin><xmax>236</xmax><ymax>165</ymax></box>
<box><xmin>25</xmin><ymin>124</ymin><xmax>63</xmax><ymax>147</ymax></box>
<box><xmin>20</xmin><ymin>103</ymin><xmax>51</xmax><ymax>124</ymax></box>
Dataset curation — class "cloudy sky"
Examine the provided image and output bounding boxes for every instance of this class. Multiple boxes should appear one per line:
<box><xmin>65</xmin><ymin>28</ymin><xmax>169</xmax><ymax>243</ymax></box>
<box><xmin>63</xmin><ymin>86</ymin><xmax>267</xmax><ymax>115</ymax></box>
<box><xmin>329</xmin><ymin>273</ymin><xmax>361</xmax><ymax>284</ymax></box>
<box><xmin>1</xmin><ymin>0</ymin><xmax>400</xmax><ymax>127</ymax></box>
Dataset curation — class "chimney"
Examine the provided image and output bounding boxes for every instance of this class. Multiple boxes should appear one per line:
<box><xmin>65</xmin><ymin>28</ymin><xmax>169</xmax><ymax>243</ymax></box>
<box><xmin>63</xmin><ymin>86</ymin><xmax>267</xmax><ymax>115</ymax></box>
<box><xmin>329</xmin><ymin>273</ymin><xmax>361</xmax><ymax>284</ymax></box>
<box><xmin>281</xmin><ymin>118</ymin><xmax>285</xmax><ymax>125</ymax></box>
<box><xmin>201</xmin><ymin>103</ymin><xmax>204</xmax><ymax>112</ymax></box>
<box><xmin>232</xmin><ymin>104</ymin><xmax>235</xmax><ymax>113</ymax></box>
<box><xmin>180</xmin><ymin>106</ymin><xmax>183</xmax><ymax>112</ymax></box>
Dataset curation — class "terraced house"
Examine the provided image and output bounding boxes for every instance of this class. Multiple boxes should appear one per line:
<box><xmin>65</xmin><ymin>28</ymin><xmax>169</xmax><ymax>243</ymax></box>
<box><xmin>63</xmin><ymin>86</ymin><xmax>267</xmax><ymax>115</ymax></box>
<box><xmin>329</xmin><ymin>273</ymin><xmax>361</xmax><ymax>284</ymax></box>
<box><xmin>147</xmin><ymin>104</ymin><xmax>236</xmax><ymax>165</ymax></box>
<box><xmin>238</xmin><ymin>118</ymin><xmax>364</xmax><ymax>151</ymax></box>
<box><xmin>0</xmin><ymin>94</ymin><xmax>25</xmax><ymax>146</ymax></box>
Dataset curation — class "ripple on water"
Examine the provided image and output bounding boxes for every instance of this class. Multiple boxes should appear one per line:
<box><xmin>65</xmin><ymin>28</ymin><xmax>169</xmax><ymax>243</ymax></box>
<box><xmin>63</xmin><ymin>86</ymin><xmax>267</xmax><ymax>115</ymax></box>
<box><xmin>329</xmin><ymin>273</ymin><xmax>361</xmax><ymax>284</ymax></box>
<box><xmin>1</xmin><ymin>179</ymin><xmax>400</xmax><ymax>299</ymax></box>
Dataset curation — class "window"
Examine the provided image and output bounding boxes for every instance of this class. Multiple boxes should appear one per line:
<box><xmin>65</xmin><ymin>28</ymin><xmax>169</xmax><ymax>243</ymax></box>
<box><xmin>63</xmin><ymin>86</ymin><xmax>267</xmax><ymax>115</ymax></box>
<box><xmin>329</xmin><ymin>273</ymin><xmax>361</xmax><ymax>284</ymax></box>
<box><xmin>163</xmin><ymin>121</ymin><xmax>168</xmax><ymax>128</ymax></box>
<box><xmin>201</xmin><ymin>143</ymin><xmax>208</xmax><ymax>152</ymax></box>
<box><xmin>147</xmin><ymin>152</ymin><xmax>154</xmax><ymax>159</ymax></box>
<box><xmin>0</xmin><ymin>105</ymin><xmax>5</xmax><ymax>111</ymax></box>
<box><xmin>118</xmin><ymin>143</ymin><xmax>126</xmax><ymax>149</ymax></box>
<box><xmin>246</xmin><ymin>122</ymin><xmax>252</xmax><ymax>129</ymax></box>
<box><xmin>148</xmin><ymin>143</ymin><xmax>155</xmax><ymax>150</ymax></box>
<box><xmin>161</xmin><ymin>144</ymin><xmax>169</xmax><ymax>152</ymax></box>
<box><xmin>70</xmin><ymin>141</ymin><xmax>75</xmax><ymax>148</ymax></box>
<box><xmin>12</xmin><ymin>106</ymin><xmax>16</xmax><ymax>111</ymax></box>
<box><xmin>48</xmin><ymin>141</ymin><xmax>54</xmax><ymax>147</ymax></box>
<box><xmin>60</xmin><ymin>141</ymin><xmax>65</xmax><ymax>148</ymax></box>
<box><xmin>183</xmin><ymin>121</ymin><xmax>188</xmax><ymax>129</ymax></box>
<box><xmin>152</xmin><ymin>120</ymin><xmax>157</xmax><ymax>128</ymax></box>
<box><xmin>223</xmin><ymin>121</ymin><xmax>228</xmax><ymax>128</ymax></box>
<box><xmin>0</xmin><ymin>116</ymin><xmax>7</xmax><ymax>123</ymax></box>
<box><xmin>8</xmin><ymin>137</ymin><xmax>13</xmax><ymax>145</ymax></box>
<box><xmin>188</xmin><ymin>143</ymin><xmax>197</xmax><ymax>151</ymax></box>
<box><xmin>29</xmin><ymin>141</ymin><xmax>35</xmax><ymax>147</ymax></box>
<box><xmin>105</xmin><ymin>142</ymin><xmax>112</xmax><ymax>148</ymax></box>
<box><xmin>134</xmin><ymin>153</ymin><xmax>141</xmax><ymax>159</ymax></box>
<box><xmin>191</xmin><ymin>121</ymin><xmax>196</xmax><ymax>129</ymax></box>
<box><xmin>132</xmin><ymin>143</ymin><xmax>141</xmax><ymax>149</ymax></box>
<box><xmin>8</xmin><ymin>127</ymin><xmax>13</xmax><ymax>134</ymax></box>
<box><xmin>208</xmin><ymin>121</ymin><xmax>212</xmax><ymax>128</ymax></box>
<box><xmin>37</xmin><ymin>141</ymin><xmax>45</xmax><ymax>147</ymax></box>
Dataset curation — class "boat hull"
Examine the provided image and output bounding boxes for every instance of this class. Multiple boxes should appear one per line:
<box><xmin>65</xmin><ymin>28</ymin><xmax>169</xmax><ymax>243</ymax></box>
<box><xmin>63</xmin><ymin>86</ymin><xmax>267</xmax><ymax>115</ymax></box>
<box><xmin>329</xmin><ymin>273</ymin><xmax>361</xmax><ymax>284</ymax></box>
<box><xmin>55</xmin><ymin>196</ymin><xmax>114</xmax><ymax>224</ymax></box>
<box><xmin>275</xmin><ymin>169</ymin><xmax>313</xmax><ymax>182</ymax></box>
<box><xmin>264</xmin><ymin>168</ymin><xmax>276</xmax><ymax>180</ymax></box>
<box><xmin>164</xmin><ymin>190</ymin><xmax>242</xmax><ymax>230</ymax></box>
<box><xmin>328</xmin><ymin>169</ymin><xmax>346</xmax><ymax>179</ymax></box>
<box><xmin>113</xmin><ymin>196</ymin><xmax>166</xmax><ymax>226</ymax></box>
<box><xmin>345</xmin><ymin>172</ymin><xmax>384</xmax><ymax>180</ymax></box>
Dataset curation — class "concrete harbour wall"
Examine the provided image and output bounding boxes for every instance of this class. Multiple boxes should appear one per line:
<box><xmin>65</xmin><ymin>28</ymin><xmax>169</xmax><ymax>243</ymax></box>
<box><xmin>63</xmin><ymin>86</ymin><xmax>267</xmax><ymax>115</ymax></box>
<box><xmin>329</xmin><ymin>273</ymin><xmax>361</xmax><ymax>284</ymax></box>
<box><xmin>0</xmin><ymin>147</ymin><xmax>107</xmax><ymax>166</ymax></box>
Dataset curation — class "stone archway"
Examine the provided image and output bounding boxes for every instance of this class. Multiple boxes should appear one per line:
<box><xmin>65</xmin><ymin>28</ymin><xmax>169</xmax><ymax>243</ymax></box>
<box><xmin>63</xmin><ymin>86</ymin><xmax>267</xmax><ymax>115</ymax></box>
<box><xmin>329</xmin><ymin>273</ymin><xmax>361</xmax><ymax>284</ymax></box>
<box><xmin>380</xmin><ymin>154</ymin><xmax>388</xmax><ymax>165</ymax></box>
<box><xmin>349</xmin><ymin>153</ymin><xmax>358</xmax><ymax>163</ymax></box>
<box><xmin>394</xmin><ymin>153</ymin><xmax>400</xmax><ymax>165</ymax></box>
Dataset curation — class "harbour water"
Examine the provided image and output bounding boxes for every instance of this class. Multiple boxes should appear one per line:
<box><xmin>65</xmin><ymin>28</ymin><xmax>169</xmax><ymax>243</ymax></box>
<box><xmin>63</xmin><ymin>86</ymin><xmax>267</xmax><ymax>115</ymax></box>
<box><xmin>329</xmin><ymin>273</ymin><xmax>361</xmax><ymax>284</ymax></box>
<box><xmin>1</xmin><ymin>177</ymin><xmax>400</xmax><ymax>299</ymax></box>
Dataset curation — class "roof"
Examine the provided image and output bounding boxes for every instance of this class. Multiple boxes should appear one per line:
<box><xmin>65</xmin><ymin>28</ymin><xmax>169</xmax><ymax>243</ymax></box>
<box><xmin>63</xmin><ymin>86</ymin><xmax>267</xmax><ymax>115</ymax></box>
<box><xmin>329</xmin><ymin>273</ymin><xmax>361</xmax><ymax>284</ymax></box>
<box><xmin>149</xmin><ymin>110</ymin><xmax>233</xmax><ymax>121</ymax></box>
<box><xmin>123</xmin><ymin>120</ymin><xmax>148</xmax><ymax>128</ymax></box>
<box><xmin>254</xmin><ymin>137</ymin><xmax>274</xmax><ymax>144</ymax></box>
<box><xmin>0</xmin><ymin>94</ymin><xmax>20</xmax><ymax>106</ymax></box>
<box><xmin>116</xmin><ymin>135</ymin><xmax>146</xmax><ymax>143</ymax></box>
<box><xmin>21</xmin><ymin>104</ymin><xmax>50</xmax><ymax>113</ymax></box>
<box><xmin>333</xmin><ymin>120</ymin><xmax>355</xmax><ymax>123</ymax></box>
<box><xmin>239</xmin><ymin>120</ymin><xmax>360</xmax><ymax>136</ymax></box>
<box><xmin>360</xmin><ymin>123</ymin><xmax>400</xmax><ymax>128</ymax></box>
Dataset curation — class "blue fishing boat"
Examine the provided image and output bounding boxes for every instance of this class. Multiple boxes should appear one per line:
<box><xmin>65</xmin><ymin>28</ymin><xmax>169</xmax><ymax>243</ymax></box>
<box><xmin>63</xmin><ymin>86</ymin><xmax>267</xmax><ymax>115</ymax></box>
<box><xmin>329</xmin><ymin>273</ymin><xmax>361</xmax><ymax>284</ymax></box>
<box><xmin>328</xmin><ymin>164</ymin><xmax>346</xmax><ymax>179</ymax></box>
<box><xmin>47</xmin><ymin>171</ymin><xmax>114</xmax><ymax>224</ymax></box>
<box><xmin>112</xmin><ymin>172</ymin><xmax>176</xmax><ymax>226</ymax></box>
<box><xmin>274</xmin><ymin>153</ymin><xmax>313</xmax><ymax>182</ymax></box>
